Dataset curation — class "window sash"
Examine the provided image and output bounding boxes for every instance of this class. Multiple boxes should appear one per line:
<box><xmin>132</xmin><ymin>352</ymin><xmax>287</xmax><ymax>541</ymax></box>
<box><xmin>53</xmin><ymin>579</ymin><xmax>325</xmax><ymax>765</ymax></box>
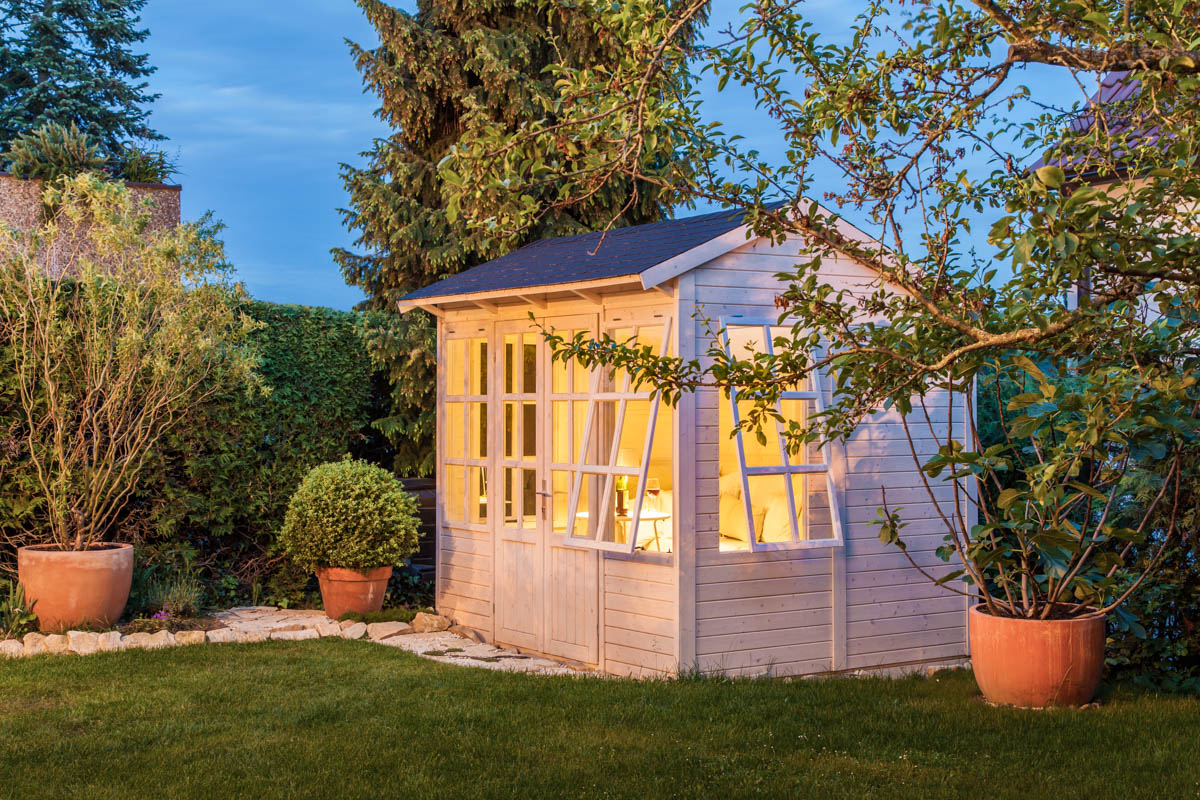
<box><xmin>563</xmin><ymin>318</ymin><xmax>673</xmax><ymax>553</ymax></box>
<box><xmin>721</xmin><ymin>321</ymin><xmax>844</xmax><ymax>551</ymax></box>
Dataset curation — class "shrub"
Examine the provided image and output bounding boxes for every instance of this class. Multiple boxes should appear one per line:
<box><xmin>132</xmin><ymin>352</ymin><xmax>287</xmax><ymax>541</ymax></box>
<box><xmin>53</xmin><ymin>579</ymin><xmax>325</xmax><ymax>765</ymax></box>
<box><xmin>279</xmin><ymin>459</ymin><xmax>419</xmax><ymax>573</ymax></box>
<box><xmin>3</xmin><ymin>122</ymin><xmax>107</xmax><ymax>182</ymax></box>
<box><xmin>114</xmin><ymin>141</ymin><xmax>178</xmax><ymax>184</ymax></box>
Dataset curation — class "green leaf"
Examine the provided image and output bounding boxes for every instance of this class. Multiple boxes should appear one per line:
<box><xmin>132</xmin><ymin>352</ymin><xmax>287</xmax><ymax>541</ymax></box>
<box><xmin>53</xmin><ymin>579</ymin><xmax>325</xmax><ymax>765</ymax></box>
<box><xmin>1035</xmin><ymin>165</ymin><xmax>1066</xmax><ymax>189</ymax></box>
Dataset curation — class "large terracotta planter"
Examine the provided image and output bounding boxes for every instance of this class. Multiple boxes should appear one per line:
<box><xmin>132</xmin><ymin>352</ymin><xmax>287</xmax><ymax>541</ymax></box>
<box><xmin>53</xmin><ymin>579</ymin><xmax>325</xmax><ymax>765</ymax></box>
<box><xmin>316</xmin><ymin>566</ymin><xmax>392</xmax><ymax>619</ymax></box>
<box><xmin>969</xmin><ymin>604</ymin><xmax>1106</xmax><ymax>708</ymax></box>
<box><xmin>17</xmin><ymin>543</ymin><xmax>134</xmax><ymax>633</ymax></box>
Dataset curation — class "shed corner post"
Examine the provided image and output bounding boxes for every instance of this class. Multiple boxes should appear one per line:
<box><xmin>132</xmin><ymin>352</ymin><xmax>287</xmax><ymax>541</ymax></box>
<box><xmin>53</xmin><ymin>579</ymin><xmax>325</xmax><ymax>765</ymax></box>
<box><xmin>673</xmin><ymin>274</ymin><xmax>698</xmax><ymax>674</ymax></box>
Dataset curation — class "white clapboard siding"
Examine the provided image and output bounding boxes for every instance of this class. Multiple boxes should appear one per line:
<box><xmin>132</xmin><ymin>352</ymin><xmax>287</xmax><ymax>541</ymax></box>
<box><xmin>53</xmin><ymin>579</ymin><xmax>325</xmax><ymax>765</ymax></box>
<box><xmin>438</xmin><ymin>523</ymin><xmax>494</xmax><ymax>634</ymax></box>
<box><xmin>603</xmin><ymin>556</ymin><xmax>678</xmax><ymax>676</ymax></box>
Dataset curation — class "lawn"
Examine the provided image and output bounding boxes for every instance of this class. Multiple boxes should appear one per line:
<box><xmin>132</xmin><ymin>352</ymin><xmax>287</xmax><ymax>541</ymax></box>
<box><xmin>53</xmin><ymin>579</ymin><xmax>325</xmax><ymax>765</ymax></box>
<box><xmin>1</xmin><ymin>641</ymin><xmax>1197</xmax><ymax>800</ymax></box>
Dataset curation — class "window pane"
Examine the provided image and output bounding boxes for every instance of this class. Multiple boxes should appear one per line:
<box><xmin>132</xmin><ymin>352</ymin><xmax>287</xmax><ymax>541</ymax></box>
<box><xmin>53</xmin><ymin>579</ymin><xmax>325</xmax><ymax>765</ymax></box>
<box><xmin>718</xmin><ymin>391</ymin><xmax>748</xmax><ymax>551</ymax></box>
<box><xmin>572</xmin><ymin>354</ymin><xmax>591</xmax><ymax>393</ymax></box>
<box><xmin>749</xmin><ymin>474</ymin><xmax>794</xmax><ymax>544</ymax></box>
<box><xmin>779</xmin><ymin>398</ymin><xmax>819</xmax><ymax>463</ymax></box>
<box><xmin>445</xmin><ymin>402</ymin><xmax>465</xmax><ymax>459</ymax></box>
<box><xmin>445</xmin><ymin>465</ymin><xmax>465</xmax><ymax>522</ymax></box>
<box><xmin>552</xmin><ymin>401</ymin><xmax>569</xmax><ymax>464</ymax></box>
<box><xmin>503</xmin><ymin>402</ymin><xmax>515</xmax><ymax>459</ymax></box>
<box><xmin>469</xmin><ymin>338</ymin><xmax>488</xmax><ymax>395</ymax></box>
<box><xmin>504</xmin><ymin>334</ymin><xmax>516</xmax><ymax>394</ymax></box>
<box><xmin>502</xmin><ymin>467</ymin><xmax>516</xmax><ymax>526</ymax></box>
<box><xmin>584</xmin><ymin>400</ymin><xmax>620</xmax><ymax>466</ymax></box>
<box><xmin>600</xmin><ymin>476</ymin><xmax>629</xmax><ymax>545</ymax></box>
<box><xmin>726</xmin><ymin>325</ymin><xmax>768</xmax><ymax>360</ymax></box>
<box><xmin>617</xmin><ymin>399</ymin><xmax>650</xmax><ymax>467</ymax></box>
<box><xmin>568</xmin><ymin>475</ymin><xmax>598</xmax><ymax>540</ymax></box>
<box><xmin>795</xmin><ymin>473</ymin><xmax>836</xmax><ymax>541</ymax></box>
<box><xmin>522</xmin><ymin>402</ymin><xmax>537</xmax><ymax>460</ymax></box>
<box><xmin>446</xmin><ymin>339</ymin><xmax>466</xmax><ymax>396</ymax></box>
<box><xmin>469</xmin><ymin>402</ymin><xmax>487</xmax><ymax>459</ymax></box>
<box><xmin>737</xmin><ymin>398</ymin><xmax>783</xmax><ymax>467</ymax></box>
<box><xmin>522</xmin><ymin>469</ymin><xmax>537</xmax><ymax>527</ymax></box>
<box><xmin>552</xmin><ymin>471</ymin><xmax>571</xmax><ymax>533</ymax></box>
<box><xmin>769</xmin><ymin>327</ymin><xmax>812</xmax><ymax>392</ymax></box>
<box><xmin>636</xmin><ymin>396</ymin><xmax>673</xmax><ymax>552</ymax></box>
<box><xmin>523</xmin><ymin>335</ymin><xmax>537</xmax><ymax>393</ymax></box>
<box><xmin>467</xmin><ymin>466</ymin><xmax>488</xmax><ymax>524</ymax></box>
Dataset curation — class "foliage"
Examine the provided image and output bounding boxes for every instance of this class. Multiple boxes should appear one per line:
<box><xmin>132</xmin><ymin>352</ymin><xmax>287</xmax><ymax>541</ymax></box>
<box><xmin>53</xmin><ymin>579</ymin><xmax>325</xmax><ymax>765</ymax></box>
<box><xmin>113</xmin><ymin>141</ymin><xmax>178</xmax><ymax>184</ymax></box>
<box><xmin>383</xmin><ymin>563</ymin><xmax>434</xmax><ymax>609</ymax></box>
<box><xmin>0</xmin><ymin>579</ymin><xmax>36</xmax><ymax>639</ymax></box>
<box><xmin>0</xmin><ymin>0</ymin><xmax>160</xmax><ymax>152</ymax></box>
<box><xmin>456</xmin><ymin>0</ymin><xmax>1200</xmax><ymax>621</ymax></box>
<box><xmin>334</xmin><ymin>0</ymin><xmax>698</xmax><ymax>475</ymax></box>
<box><xmin>335</xmin><ymin>605</ymin><xmax>432</xmax><ymax>625</ymax></box>
<box><xmin>0</xmin><ymin>174</ymin><xmax>259</xmax><ymax>553</ymax></box>
<box><xmin>3</xmin><ymin>121</ymin><xmax>106</xmax><ymax>182</ymax></box>
<box><xmin>279</xmin><ymin>459</ymin><xmax>420</xmax><ymax>573</ymax></box>
<box><xmin>139</xmin><ymin>301</ymin><xmax>383</xmax><ymax>591</ymax></box>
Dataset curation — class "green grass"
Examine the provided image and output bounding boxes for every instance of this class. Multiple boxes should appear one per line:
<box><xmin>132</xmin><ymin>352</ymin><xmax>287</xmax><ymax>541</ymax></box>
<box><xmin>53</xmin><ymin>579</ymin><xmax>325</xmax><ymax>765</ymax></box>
<box><xmin>1</xmin><ymin>641</ymin><xmax>1197</xmax><ymax>800</ymax></box>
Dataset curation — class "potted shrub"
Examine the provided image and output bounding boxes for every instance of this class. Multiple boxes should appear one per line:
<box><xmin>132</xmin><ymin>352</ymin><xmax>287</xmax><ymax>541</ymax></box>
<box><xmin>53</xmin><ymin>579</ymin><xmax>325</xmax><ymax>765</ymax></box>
<box><xmin>1</xmin><ymin>175</ymin><xmax>256</xmax><ymax>632</ymax></box>
<box><xmin>280</xmin><ymin>459</ymin><xmax>420</xmax><ymax>619</ymax></box>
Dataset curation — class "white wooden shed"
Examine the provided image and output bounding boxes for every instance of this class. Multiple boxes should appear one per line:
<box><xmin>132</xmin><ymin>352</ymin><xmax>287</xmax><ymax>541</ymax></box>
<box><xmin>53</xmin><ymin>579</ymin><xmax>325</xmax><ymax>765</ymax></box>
<box><xmin>398</xmin><ymin>207</ymin><xmax>973</xmax><ymax>678</ymax></box>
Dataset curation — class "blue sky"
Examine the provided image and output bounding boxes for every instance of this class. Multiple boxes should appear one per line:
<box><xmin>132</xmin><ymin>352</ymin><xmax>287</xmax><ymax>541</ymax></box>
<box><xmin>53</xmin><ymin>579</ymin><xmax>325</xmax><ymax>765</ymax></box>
<box><xmin>139</xmin><ymin>2</ymin><xmax>1078</xmax><ymax>311</ymax></box>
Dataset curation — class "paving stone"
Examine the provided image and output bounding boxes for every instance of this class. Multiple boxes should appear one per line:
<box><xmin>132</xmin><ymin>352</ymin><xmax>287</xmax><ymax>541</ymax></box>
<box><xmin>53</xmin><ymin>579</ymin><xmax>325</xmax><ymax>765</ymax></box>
<box><xmin>270</xmin><ymin>628</ymin><xmax>319</xmax><ymax>641</ymax></box>
<box><xmin>340</xmin><ymin>622</ymin><xmax>367</xmax><ymax>640</ymax></box>
<box><xmin>315</xmin><ymin>621</ymin><xmax>341</xmax><ymax>638</ymax></box>
<box><xmin>338</xmin><ymin>619</ymin><xmax>358</xmax><ymax>630</ymax></box>
<box><xmin>205</xmin><ymin>628</ymin><xmax>242</xmax><ymax>644</ymax></box>
<box><xmin>0</xmin><ymin>639</ymin><xmax>23</xmax><ymax>658</ymax></box>
<box><xmin>175</xmin><ymin>630</ymin><xmax>206</xmax><ymax>646</ymax></box>
<box><xmin>23</xmin><ymin>633</ymin><xmax>46</xmax><ymax>656</ymax></box>
<box><xmin>243</xmin><ymin>630</ymin><xmax>268</xmax><ymax>643</ymax></box>
<box><xmin>146</xmin><ymin>630</ymin><xmax>176</xmax><ymax>649</ymax></box>
<box><xmin>97</xmin><ymin>631</ymin><xmax>124</xmax><ymax>652</ymax></box>
<box><xmin>268</xmin><ymin>623</ymin><xmax>310</xmax><ymax>634</ymax></box>
<box><xmin>67</xmin><ymin>631</ymin><xmax>101</xmax><ymax>656</ymax></box>
<box><xmin>450</xmin><ymin>624</ymin><xmax>484</xmax><ymax>642</ymax></box>
<box><xmin>367</xmin><ymin>621</ymin><xmax>412</xmax><ymax>641</ymax></box>
<box><xmin>411</xmin><ymin>612</ymin><xmax>452</xmax><ymax>633</ymax></box>
<box><xmin>43</xmin><ymin>634</ymin><xmax>69</xmax><ymax>654</ymax></box>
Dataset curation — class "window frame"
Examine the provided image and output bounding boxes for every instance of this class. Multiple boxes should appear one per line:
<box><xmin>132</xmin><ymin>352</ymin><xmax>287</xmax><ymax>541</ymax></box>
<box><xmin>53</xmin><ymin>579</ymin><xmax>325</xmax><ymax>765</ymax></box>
<box><xmin>720</xmin><ymin>318</ymin><xmax>845</xmax><ymax>552</ymax></box>
<box><xmin>562</xmin><ymin>317</ymin><xmax>674</xmax><ymax>554</ymax></box>
<box><xmin>441</xmin><ymin>325</ymin><xmax>491</xmax><ymax>531</ymax></box>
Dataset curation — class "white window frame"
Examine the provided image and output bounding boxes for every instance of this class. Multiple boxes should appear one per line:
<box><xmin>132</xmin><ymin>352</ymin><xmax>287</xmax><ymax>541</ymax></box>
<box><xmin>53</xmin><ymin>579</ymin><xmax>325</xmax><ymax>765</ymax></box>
<box><xmin>563</xmin><ymin>317</ymin><xmax>674</xmax><ymax>553</ymax></box>
<box><xmin>721</xmin><ymin>319</ymin><xmax>845</xmax><ymax>551</ymax></box>
<box><xmin>441</xmin><ymin>328</ymin><xmax>491</xmax><ymax>530</ymax></box>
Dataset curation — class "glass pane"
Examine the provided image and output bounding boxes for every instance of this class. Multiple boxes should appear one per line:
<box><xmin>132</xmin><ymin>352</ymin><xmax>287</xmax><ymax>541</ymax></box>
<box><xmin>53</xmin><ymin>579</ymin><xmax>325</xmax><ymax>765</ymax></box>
<box><xmin>748</xmin><ymin>474</ymin><xmax>794</xmax><ymax>544</ymax></box>
<box><xmin>553</xmin><ymin>349</ymin><xmax>569</xmax><ymax>394</ymax></box>
<box><xmin>636</xmin><ymin>396</ymin><xmax>673</xmax><ymax>552</ymax></box>
<box><xmin>552</xmin><ymin>471</ymin><xmax>571</xmax><ymax>533</ymax></box>
<box><xmin>617</xmin><ymin>399</ymin><xmax>650</xmax><ymax>468</ymax></box>
<box><xmin>552</xmin><ymin>401</ymin><xmax>569</xmax><ymax>464</ymax></box>
<box><xmin>574</xmin><ymin>401</ymin><xmax>588</xmax><ymax>463</ymax></box>
<box><xmin>726</xmin><ymin>325</ymin><xmax>769</xmax><ymax>360</ymax></box>
<box><xmin>504</xmin><ymin>334</ymin><xmax>516</xmax><ymax>394</ymax></box>
<box><xmin>737</xmin><ymin>398</ymin><xmax>783</xmax><ymax>467</ymax></box>
<box><xmin>469</xmin><ymin>402</ymin><xmax>487</xmax><ymax>459</ymax></box>
<box><xmin>467</xmin><ymin>466</ymin><xmax>488</xmax><ymax>524</ymax></box>
<box><xmin>445</xmin><ymin>465</ymin><xmax>464</xmax><ymax>522</ymax></box>
<box><xmin>584</xmin><ymin>400</ymin><xmax>620</xmax><ymax>466</ymax></box>
<box><xmin>522</xmin><ymin>402</ymin><xmax>537</xmax><ymax>460</ymax></box>
<box><xmin>447</xmin><ymin>339</ymin><xmax>466</xmax><ymax>396</ymax></box>
<box><xmin>523</xmin><ymin>335</ymin><xmax>537</xmax><ymax>394</ymax></box>
<box><xmin>569</xmin><ymin>475</ymin><xmax>597</xmax><ymax>540</ymax></box>
<box><xmin>445</xmin><ymin>402</ymin><xmax>465</xmax><ymax>459</ymax></box>
<box><xmin>605</xmin><ymin>326</ymin><xmax>634</xmax><ymax>391</ymax></box>
<box><xmin>770</xmin><ymin>327</ymin><xmax>812</xmax><ymax>392</ymax></box>
<box><xmin>573</xmin><ymin>353</ymin><xmax>591</xmax><ymax>393</ymax></box>
<box><xmin>469</xmin><ymin>338</ymin><xmax>488</xmax><ymax>395</ymax></box>
<box><xmin>796</xmin><ymin>473</ymin><xmax>835</xmax><ymax>541</ymax></box>
<box><xmin>503</xmin><ymin>467</ymin><xmax>516</xmax><ymax>526</ymax></box>
<box><xmin>600</xmin><ymin>476</ymin><xmax>631</xmax><ymax>545</ymax></box>
<box><xmin>503</xmin><ymin>402</ymin><xmax>515</xmax><ymax>459</ymax></box>
<box><xmin>522</xmin><ymin>469</ymin><xmax>537</xmax><ymax>527</ymax></box>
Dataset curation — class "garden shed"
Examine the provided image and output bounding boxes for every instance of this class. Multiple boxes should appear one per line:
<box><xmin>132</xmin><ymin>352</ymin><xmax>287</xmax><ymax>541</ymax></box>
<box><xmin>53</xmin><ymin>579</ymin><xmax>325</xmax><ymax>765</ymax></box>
<box><xmin>398</xmin><ymin>207</ymin><xmax>974</xmax><ymax>678</ymax></box>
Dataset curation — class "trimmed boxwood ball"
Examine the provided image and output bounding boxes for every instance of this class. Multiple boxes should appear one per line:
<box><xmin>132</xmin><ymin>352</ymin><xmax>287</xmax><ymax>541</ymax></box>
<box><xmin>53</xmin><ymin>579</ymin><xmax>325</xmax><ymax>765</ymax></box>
<box><xmin>279</xmin><ymin>459</ymin><xmax>420</xmax><ymax>573</ymax></box>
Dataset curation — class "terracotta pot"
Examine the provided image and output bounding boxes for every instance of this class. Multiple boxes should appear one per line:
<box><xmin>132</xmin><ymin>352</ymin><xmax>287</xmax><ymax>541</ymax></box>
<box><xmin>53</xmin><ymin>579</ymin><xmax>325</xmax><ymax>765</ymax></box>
<box><xmin>17</xmin><ymin>543</ymin><xmax>134</xmax><ymax>633</ymax></box>
<box><xmin>316</xmin><ymin>566</ymin><xmax>392</xmax><ymax>619</ymax></box>
<box><xmin>969</xmin><ymin>604</ymin><xmax>1106</xmax><ymax>708</ymax></box>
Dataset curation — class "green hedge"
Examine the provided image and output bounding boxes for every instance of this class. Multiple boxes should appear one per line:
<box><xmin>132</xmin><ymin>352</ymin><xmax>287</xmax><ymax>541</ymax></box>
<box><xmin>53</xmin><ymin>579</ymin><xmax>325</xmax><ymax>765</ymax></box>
<box><xmin>139</xmin><ymin>301</ymin><xmax>387</xmax><ymax>581</ymax></box>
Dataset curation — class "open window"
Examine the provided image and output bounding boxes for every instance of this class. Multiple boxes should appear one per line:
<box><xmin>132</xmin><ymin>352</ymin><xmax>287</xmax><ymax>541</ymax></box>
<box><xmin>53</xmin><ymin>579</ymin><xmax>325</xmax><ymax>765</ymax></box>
<box><xmin>562</xmin><ymin>318</ymin><xmax>674</xmax><ymax>553</ymax></box>
<box><xmin>718</xmin><ymin>322</ymin><xmax>844</xmax><ymax>552</ymax></box>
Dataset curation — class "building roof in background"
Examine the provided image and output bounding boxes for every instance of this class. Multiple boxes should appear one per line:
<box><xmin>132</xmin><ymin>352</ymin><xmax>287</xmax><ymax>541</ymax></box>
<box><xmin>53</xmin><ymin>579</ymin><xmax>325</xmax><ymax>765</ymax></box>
<box><xmin>400</xmin><ymin>206</ymin><xmax>758</xmax><ymax>302</ymax></box>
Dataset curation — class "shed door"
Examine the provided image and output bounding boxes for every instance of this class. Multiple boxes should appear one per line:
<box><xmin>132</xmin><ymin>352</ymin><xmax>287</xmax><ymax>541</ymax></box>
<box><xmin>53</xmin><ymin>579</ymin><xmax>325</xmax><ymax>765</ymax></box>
<box><xmin>492</xmin><ymin>315</ymin><xmax>599</xmax><ymax>662</ymax></box>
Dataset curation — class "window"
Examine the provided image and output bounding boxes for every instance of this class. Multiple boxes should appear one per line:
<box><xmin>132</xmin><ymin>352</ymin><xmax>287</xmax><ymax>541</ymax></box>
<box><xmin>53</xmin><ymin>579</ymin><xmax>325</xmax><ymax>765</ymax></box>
<box><xmin>443</xmin><ymin>334</ymin><xmax>489</xmax><ymax>526</ymax></box>
<box><xmin>717</xmin><ymin>323</ymin><xmax>843</xmax><ymax>551</ymax></box>
<box><xmin>562</xmin><ymin>318</ymin><xmax>675</xmax><ymax>553</ymax></box>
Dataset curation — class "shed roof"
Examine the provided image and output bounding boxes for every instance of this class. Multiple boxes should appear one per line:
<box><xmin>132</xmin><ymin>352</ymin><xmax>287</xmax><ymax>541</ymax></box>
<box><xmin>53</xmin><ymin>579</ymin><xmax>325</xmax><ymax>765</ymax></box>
<box><xmin>400</xmin><ymin>206</ymin><xmax>756</xmax><ymax>303</ymax></box>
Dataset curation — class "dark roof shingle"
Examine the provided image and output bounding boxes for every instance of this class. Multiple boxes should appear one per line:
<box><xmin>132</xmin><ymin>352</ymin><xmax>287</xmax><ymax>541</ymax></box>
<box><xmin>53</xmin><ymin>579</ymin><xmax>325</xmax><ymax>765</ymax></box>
<box><xmin>401</xmin><ymin>206</ymin><xmax>754</xmax><ymax>302</ymax></box>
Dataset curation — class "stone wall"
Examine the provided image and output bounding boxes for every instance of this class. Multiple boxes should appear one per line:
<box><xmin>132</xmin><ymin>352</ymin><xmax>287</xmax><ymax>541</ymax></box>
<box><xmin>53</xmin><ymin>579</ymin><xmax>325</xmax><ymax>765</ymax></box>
<box><xmin>0</xmin><ymin>173</ymin><xmax>181</xmax><ymax>233</ymax></box>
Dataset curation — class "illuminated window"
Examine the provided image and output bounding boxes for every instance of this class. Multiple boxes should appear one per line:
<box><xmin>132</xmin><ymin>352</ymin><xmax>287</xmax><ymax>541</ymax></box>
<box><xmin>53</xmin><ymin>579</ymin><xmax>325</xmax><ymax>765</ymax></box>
<box><xmin>562</xmin><ymin>319</ymin><xmax>675</xmax><ymax>553</ymax></box>
<box><xmin>443</xmin><ymin>335</ymin><xmax>489</xmax><ymax>526</ymax></box>
<box><xmin>717</xmin><ymin>324</ymin><xmax>843</xmax><ymax>551</ymax></box>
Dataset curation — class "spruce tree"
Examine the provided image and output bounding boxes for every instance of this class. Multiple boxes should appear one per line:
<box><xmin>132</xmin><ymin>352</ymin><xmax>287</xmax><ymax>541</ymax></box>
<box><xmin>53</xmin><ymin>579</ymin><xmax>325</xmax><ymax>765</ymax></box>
<box><xmin>0</xmin><ymin>0</ymin><xmax>160</xmax><ymax>152</ymax></box>
<box><xmin>335</xmin><ymin>0</ymin><xmax>697</xmax><ymax>475</ymax></box>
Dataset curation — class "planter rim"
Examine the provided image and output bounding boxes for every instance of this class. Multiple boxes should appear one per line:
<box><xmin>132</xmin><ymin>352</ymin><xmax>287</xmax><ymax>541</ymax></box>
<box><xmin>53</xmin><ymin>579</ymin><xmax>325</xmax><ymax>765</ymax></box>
<box><xmin>19</xmin><ymin>542</ymin><xmax>133</xmax><ymax>554</ymax></box>
<box><xmin>969</xmin><ymin>602</ymin><xmax>1105</xmax><ymax>622</ymax></box>
<box><xmin>316</xmin><ymin>565</ymin><xmax>393</xmax><ymax>577</ymax></box>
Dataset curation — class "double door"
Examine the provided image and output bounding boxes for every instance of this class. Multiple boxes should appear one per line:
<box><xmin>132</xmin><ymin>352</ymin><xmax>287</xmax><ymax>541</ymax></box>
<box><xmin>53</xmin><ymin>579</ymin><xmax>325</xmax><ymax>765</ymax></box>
<box><xmin>492</xmin><ymin>315</ymin><xmax>599</xmax><ymax>663</ymax></box>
